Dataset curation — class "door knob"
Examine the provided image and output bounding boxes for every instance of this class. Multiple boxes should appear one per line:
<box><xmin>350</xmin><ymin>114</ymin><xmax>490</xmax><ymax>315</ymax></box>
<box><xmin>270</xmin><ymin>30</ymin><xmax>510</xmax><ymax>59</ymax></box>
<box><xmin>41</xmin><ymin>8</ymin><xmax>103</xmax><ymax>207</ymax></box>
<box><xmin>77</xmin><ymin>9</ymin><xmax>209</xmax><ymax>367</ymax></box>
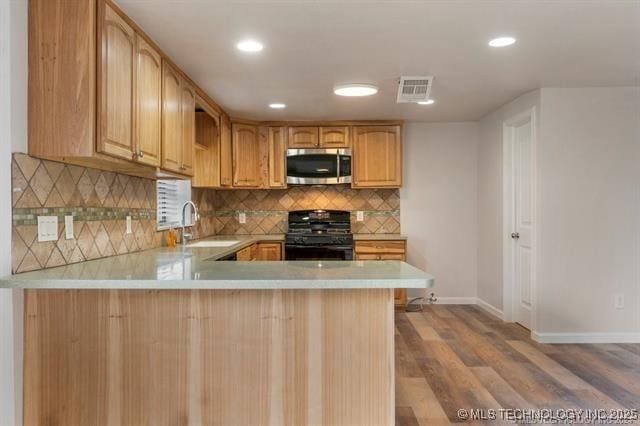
<box><xmin>511</xmin><ymin>232</ymin><xmax>520</xmax><ymax>239</ymax></box>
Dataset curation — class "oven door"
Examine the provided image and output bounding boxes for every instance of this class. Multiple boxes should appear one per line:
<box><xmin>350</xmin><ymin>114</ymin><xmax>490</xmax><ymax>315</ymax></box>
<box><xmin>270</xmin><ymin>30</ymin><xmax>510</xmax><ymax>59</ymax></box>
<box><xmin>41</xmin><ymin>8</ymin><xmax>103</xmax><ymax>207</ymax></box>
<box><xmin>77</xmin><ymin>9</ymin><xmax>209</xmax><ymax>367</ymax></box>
<box><xmin>286</xmin><ymin>148</ymin><xmax>351</xmax><ymax>185</ymax></box>
<box><xmin>285</xmin><ymin>245</ymin><xmax>353</xmax><ymax>261</ymax></box>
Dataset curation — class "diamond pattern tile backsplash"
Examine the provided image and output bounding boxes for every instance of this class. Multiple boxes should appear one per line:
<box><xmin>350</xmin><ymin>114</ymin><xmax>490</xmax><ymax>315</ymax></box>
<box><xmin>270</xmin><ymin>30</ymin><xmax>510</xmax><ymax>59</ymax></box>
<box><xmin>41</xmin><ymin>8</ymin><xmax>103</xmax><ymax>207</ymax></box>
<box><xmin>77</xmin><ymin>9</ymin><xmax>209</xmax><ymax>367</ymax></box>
<box><xmin>200</xmin><ymin>186</ymin><xmax>400</xmax><ymax>236</ymax></box>
<box><xmin>11</xmin><ymin>154</ymin><xmax>163</xmax><ymax>273</ymax></box>
<box><xmin>11</xmin><ymin>153</ymin><xmax>401</xmax><ymax>273</ymax></box>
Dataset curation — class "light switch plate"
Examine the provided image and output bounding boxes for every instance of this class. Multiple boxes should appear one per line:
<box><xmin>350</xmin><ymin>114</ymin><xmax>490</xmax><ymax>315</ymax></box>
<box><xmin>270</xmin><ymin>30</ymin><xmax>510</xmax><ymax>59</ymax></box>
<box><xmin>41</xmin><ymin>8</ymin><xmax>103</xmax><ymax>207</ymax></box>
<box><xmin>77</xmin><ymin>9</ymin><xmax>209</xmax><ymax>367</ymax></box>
<box><xmin>126</xmin><ymin>215</ymin><xmax>132</xmax><ymax>234</ymax></box>
<box><xmin>356</xmin><ymin>211</ymin><xmax>364</xmax><ymax>222</ymax></box>
<box><xmin>37</xmin><ymin>216</ymin><xmax>58</xmax><ymax>242</ymax></box>
<box><xmin>64</xmin><ymin>215</ymin><xmax>74</xmax><ymax>239</ymax></box>
<box><xmin>238</xmin><ymin>212</ymin><xmax>247</xmax><ymax>224</ymax></box>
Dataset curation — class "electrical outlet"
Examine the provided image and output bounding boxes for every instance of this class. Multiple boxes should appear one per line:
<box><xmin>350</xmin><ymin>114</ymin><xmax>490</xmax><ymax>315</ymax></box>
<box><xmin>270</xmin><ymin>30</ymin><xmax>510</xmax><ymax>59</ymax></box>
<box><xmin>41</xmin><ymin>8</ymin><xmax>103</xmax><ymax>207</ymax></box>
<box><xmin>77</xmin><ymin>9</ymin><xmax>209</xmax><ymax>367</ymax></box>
<box><xmin>37</xmin><ymin>216</ymin><xmax>58</xmax><ymax>242</ymax></box>
<box><xmin>126</xmin><ymin>216</ymin><xmax>132</xmax><ymax>234</ymax></box>
<box><xmin>65</xmin><ymin>215</ymin><xmax>74</xmax><ymax>239</ymax></box>
<box><xmin>614</xmin><ymin>293</ymin><xmax>625</xmax><ymax>310</ymax></box>
<box><xmin>238</xmin><ymin>212</ymin><xmax>246</xmax><ymax>224</ymax></box>
<box><xmin>356</xmin><ymin>211</ymin><xmax>364</xmax><ymax>222</ymax></box>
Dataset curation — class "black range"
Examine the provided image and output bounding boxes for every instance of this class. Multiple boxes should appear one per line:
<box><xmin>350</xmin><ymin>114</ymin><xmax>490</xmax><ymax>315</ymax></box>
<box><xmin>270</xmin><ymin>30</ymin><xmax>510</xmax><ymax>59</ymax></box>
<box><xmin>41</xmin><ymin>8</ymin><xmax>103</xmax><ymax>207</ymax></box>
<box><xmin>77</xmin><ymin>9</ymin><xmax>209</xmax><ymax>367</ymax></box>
<box><xmin>284</xmin><ymin>210</ymin><xmax>353</xmax><ymax>260</ymax></box>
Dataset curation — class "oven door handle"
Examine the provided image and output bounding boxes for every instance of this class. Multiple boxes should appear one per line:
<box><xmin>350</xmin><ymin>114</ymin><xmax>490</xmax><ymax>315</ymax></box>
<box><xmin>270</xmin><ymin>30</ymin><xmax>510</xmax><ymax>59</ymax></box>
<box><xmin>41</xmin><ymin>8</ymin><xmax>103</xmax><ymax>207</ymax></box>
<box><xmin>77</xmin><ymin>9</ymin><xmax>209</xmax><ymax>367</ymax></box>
<box><xmin>285</xmin><ymin>245</ymin><xmax>353</xmax><ymax>250</ymax></box>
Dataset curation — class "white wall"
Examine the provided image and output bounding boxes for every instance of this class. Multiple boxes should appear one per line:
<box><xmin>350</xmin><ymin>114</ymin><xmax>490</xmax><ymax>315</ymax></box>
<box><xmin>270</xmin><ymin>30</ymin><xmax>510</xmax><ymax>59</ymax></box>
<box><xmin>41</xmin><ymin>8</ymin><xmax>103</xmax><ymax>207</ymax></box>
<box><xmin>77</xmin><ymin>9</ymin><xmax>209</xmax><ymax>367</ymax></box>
<box><xmin>1</xmin><ymin>0</ymin><xmax>27</xmax><ymax>424</ymax></box>
<box><xmin>477</xmin><ymin>90</ymin><xmax>540</xmax><ymax>311</ymax></box>
<box><xmin>536</xmin><ymin>87</ymin><xmax>640</xmax><ymax>335</ymax></box>
<box><xmin>401</xmin><ymin>122</ymin><xmax>478</xmax><ymax>301</ymax></box>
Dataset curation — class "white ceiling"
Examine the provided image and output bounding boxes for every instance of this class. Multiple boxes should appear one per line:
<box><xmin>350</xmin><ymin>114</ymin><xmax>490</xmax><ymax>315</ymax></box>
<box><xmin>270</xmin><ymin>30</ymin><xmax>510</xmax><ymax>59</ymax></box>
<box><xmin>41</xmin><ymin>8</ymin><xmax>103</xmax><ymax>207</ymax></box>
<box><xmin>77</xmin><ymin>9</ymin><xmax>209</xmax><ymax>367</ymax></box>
<box><xmin>116</xmin><ymin>0</ymin><xmax>640</xmax><ymax>122</ymax></box>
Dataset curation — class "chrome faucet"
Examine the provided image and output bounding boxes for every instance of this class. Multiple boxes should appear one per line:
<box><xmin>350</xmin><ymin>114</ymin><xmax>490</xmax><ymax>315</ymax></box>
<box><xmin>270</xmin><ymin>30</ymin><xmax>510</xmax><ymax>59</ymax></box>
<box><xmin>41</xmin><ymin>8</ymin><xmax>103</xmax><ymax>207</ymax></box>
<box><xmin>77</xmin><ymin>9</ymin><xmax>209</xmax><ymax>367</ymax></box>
<box><xmin>180</xmin><ymin>200</ymin><xmax>199</xmax><ymax>245</ymax></box>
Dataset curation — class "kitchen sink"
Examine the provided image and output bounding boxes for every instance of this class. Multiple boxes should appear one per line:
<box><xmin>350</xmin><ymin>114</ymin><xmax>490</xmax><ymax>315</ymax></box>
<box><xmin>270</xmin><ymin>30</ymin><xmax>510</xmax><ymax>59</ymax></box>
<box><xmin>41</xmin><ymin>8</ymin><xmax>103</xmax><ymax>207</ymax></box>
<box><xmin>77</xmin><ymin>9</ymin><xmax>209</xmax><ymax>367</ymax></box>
<box><xmin>186</xmin><ymin>240</ymin><xmax>238</xmax><ymax>248</ymax></box>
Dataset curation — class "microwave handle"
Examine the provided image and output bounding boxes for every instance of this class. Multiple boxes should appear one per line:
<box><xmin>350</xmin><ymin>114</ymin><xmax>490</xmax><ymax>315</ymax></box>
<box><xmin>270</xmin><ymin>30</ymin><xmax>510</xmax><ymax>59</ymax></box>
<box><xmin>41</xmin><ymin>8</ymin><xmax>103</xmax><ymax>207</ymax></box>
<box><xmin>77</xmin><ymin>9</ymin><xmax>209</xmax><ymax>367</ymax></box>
<box><xmin>336</xmin><ymin>155</ymin><xmax>340</xmax><ymax>178</ymax></box>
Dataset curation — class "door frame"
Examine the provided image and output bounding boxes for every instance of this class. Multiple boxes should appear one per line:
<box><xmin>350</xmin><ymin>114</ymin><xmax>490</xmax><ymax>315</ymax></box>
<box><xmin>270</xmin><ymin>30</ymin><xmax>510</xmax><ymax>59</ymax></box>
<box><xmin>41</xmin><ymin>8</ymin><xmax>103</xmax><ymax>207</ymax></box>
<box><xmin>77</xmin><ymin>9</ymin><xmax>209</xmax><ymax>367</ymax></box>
<box><xmin>502</xmin><ymin>107</ymin><xmax>537</xmax><ymax>331</ymax></box>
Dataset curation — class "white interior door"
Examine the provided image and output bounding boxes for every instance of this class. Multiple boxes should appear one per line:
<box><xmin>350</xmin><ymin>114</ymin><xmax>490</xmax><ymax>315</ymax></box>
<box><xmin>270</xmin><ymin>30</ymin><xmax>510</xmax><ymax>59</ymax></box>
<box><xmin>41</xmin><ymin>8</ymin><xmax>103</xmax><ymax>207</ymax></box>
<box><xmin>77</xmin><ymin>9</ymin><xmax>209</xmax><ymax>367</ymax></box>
<box><xmin>511</xmin><ymin>119</ymin><xmax>534</xmax><ymax>329</ymax></box>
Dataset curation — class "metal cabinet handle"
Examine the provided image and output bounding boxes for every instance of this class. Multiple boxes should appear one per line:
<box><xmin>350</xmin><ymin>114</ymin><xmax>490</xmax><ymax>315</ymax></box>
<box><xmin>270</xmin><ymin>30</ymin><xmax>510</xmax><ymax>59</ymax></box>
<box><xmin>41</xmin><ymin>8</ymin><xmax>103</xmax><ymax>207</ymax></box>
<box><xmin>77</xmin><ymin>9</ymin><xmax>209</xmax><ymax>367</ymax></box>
<box><xmin>511</xmin><ymin>232</ymin><xmax>520</xmax><ymax>239</ymax></box>
<box><xmin>138</xmin><ymin>151</ymin><xmax>144</xmax><ymax>158</ymax></box>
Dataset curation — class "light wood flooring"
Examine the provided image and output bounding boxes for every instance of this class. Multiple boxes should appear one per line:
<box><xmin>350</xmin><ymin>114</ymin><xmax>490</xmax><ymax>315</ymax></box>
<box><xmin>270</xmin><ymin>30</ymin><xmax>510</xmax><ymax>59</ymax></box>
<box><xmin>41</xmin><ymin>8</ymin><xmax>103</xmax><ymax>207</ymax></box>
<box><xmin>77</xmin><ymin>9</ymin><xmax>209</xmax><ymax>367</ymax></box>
<box><xmin>395</xmin><ymin>304</ymin><xmax>640</xmax><ymax>425</ymax></box>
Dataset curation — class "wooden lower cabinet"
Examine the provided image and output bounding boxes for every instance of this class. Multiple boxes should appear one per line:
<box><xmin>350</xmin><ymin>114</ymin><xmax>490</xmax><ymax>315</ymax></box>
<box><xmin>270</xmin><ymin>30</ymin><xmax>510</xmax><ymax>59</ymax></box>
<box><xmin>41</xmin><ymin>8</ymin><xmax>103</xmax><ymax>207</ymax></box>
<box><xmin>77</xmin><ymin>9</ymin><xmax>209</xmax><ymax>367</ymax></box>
<box><xmin>354</xmin><ymin>239</ymin><xmax>407</xmax><ymax>310</ymax></box>
<box><xmin>254</xmin><ymin>242</ymin><xmax>282</xmax><ymax>260</ymax></box>
<box><xmin>235</xmin><ymin>242</ymin><xmax>282</xmax><ymax>261</ymax></box>
<box><xmin>235</xmin><ymin>245</ymin><xmax>254</xmax><ymax>261</ymax></box>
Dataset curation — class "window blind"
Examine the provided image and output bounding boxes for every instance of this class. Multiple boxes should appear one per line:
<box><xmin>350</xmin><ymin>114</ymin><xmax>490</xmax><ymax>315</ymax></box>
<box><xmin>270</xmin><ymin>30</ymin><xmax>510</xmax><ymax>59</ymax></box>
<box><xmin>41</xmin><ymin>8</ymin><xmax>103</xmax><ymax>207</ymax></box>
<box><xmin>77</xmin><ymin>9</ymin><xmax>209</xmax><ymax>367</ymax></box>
<box><xmin>156</xmin><ymin>179</ymin><xmax>192</xmax><ymax>230</ymax></box>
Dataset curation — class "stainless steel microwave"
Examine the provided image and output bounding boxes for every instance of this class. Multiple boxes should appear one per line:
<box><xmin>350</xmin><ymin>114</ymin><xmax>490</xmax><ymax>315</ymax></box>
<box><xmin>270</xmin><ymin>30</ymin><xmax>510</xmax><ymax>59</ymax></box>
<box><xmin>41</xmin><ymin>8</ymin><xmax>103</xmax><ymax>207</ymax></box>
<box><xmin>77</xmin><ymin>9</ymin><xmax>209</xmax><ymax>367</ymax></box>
<box><xmin>286</xmin><ymin>148</ymin><xmax>352</xmax><ymax>185</ymax></box>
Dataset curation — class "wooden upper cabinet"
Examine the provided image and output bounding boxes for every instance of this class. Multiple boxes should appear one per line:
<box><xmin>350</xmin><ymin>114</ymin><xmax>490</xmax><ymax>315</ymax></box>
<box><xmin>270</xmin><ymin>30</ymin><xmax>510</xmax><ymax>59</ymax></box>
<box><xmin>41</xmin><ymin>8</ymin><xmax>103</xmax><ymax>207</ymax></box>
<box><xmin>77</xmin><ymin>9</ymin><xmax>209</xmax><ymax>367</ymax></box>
<box><xmin>180</xmin><ymin>82</ymin><xmax>196</xmax><ymax>176</ymax></box>
<box><xmin>319</xmin><ymin>126</ymin><xmax>350</xmax><ymax>148</ymax></box>
<box><xmin>268</xmin><ymin>127</ymin><xmax>287</xmax><ymax>188</ymax></box>
<box><xmin>161</xmin><ymin>61</ymin><xmax>182</xmax><ymax>173</ymax></box>
<box><xmin>134</xmin><ymin>35</ymin><xmax>162</xmax><ymax>167</ymax></box>
<box><xmin>288</xmin><ymin>127</ymin><xmax>319</xmax><ymax>148</ymax></box>
<box><xmin>232</xmin><ymin>124</ymin><xmax>263</xmax><ymax>188</ymax></box>
<box><xmin>98</xmin><ymin>2</ymin><xmax>136</xmax><ymax>161</ymax></box>
<box><xmin>352</xmin><ymin>125</ymin><xmax>402</xmax><ymax>188</ymax></box>
<box><xmin>219</xmin><ymin>116</ymin><xmax>233</xmax><ymax>187</ymax></box>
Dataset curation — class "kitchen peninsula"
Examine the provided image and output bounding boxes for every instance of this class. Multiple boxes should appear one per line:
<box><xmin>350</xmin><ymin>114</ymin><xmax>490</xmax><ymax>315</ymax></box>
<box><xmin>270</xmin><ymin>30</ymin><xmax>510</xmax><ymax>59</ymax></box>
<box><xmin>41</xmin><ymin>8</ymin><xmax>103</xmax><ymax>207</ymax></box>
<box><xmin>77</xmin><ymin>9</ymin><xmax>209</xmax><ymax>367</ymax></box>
<box><xmin>1</xmin><ymin>236</ymin><xmax>433</xmax><ymax>425</ymax></box>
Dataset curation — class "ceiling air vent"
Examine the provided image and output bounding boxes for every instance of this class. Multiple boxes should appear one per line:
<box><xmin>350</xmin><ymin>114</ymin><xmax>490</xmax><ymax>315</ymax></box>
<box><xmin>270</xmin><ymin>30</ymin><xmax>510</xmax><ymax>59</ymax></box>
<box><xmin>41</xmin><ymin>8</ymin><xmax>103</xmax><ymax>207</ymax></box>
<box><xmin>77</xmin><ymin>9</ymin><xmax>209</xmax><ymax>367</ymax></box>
<box><xmin>396</xmin><ymin>76</ymin><xmax>434</xmax><ymax>103</ymax></box>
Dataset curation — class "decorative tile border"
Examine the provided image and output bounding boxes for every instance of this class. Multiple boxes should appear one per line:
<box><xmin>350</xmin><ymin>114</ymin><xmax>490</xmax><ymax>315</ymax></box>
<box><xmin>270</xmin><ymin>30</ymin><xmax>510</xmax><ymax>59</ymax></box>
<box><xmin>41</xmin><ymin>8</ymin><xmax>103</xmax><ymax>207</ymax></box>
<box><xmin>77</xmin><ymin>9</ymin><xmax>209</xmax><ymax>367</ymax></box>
<box><xmin>12</xmin><ymin>207</ymin><xmax>156</xmax><ymax>226</ymax></box>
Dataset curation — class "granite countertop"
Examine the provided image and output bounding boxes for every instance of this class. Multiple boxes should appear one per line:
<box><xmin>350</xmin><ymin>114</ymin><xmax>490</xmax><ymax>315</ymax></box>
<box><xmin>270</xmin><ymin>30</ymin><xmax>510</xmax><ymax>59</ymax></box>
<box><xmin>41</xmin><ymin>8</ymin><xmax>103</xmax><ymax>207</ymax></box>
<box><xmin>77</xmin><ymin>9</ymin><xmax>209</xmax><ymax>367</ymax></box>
<box><xmin>0</xmin><ymin>235</ymin><xmax>432</xmax><ymax>290</ymax></box>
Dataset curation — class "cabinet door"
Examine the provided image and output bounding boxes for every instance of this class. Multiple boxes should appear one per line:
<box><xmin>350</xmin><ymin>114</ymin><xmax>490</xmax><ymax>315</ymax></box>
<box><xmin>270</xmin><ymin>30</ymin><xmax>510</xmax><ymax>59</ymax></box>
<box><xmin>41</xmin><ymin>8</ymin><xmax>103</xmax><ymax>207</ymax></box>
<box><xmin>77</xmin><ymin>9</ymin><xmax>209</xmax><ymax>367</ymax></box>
<box><xmin>268</xmin><ymin>127</ymin><xmax>287</xmax><ymax>188</ymax></box>
<box><xmin>352</xmin><ymin>126</ymin><xmax>402</xmax><ymax>188</ymax></box>
<box><xmin>255</xmin><ymin>243</ymin><xmax>282</xmax><ymax>261</ymax></box>
<box><xmin>134</xmin><ymin>35</ymin><xmax>161</xmax><ymax>166</ymax></box>
<box><xmin>161</xmin><ymin>62</ymin><xmax>182</xmax><ymax>173</ymax></box>
<box><xmin>220</xmin><ymin>116</ymin><xmax>233</xmax><ymax>187</ymax></box>
<box><xmin>98</xmin><ymin>3</ymin><xmax>136</xmax><ymax>160</ymax></box>
<box><xmin>319</xmin><ymin>126</ymin><xmax>350</xmax><ymax>148</ymax></box>
<box><xmin>236</xmin><ymin>245</ymin><xmax>253</xmax><ymax>261</ymax></box>
<box><xmin>180</xmin><ymin>81</ymin><xmax>196</xmax><ymax>176</ymax></box>
<box><xmin>287</xmin><ymin>127</ymin><xmax>318</xmax><ymax>148</ymax></box>
<box><xmin>232</xmin><ymin>123</ymin><xmax>262</xmax><ymax>187</ymax></box>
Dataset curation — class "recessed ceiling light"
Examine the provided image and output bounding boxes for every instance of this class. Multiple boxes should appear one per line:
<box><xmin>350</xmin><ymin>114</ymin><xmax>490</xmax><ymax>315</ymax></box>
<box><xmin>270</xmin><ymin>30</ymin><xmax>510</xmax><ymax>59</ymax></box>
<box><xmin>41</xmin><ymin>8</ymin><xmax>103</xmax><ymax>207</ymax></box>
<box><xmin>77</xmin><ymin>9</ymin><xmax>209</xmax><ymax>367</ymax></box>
<box><xmin>269</xmin><ymin>103</ymin><xmax>286</xmax><ymax>109</ymax></box>
<box><xmin>236</xmin><ymin>39</ymin><xmax>263</xmax><ymax>52</ymax></box>
<box><xmin>417</xmin><ymin>99</ymin><xmax>435</xmax><ymax>105</ymax></box>
<box><xmin>333</xmin><ymin>84</ymin><xmax>378</xmax><ymax>97</ymax></box>
<box><xmin>488</xmin><ymin>36</ymin><xmax>516</xmax><ymax>47</ymax></box>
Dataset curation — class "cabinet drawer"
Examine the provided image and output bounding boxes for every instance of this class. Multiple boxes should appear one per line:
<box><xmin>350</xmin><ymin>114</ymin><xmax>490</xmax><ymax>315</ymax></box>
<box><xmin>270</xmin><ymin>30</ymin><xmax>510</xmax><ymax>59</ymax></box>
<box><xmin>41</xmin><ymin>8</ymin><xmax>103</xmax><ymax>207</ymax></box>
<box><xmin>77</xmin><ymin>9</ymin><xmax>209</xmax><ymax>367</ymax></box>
<box><xmin>354</xmin><ymin>240</ymin><xmax>405</xmax><ymax>254</ymax></box>
<box><xmin>356</xmin><ymin>253</ymin><xmax>404</xmax><ymax>261</ymax></box>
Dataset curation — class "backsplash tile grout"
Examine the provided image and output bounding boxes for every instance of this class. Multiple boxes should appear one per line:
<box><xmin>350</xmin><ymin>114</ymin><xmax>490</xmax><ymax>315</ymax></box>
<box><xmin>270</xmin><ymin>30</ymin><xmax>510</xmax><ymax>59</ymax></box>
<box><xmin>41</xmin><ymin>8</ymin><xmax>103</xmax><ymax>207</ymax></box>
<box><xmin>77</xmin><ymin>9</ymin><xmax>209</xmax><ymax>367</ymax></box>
<box><xmin>12</xmin><ymin>153</ymin><xmax>401</xmax><ymax>273</ymax></box>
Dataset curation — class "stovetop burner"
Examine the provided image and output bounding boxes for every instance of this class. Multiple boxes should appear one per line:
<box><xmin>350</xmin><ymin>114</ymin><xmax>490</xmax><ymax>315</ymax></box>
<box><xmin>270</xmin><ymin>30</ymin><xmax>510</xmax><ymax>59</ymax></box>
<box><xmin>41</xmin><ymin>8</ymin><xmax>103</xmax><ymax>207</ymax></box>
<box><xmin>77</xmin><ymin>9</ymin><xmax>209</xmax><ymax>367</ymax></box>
<box><xmin>285</xmin><ymin>210</ymin><xmax>353</xmax><ymax>246</ymax></box>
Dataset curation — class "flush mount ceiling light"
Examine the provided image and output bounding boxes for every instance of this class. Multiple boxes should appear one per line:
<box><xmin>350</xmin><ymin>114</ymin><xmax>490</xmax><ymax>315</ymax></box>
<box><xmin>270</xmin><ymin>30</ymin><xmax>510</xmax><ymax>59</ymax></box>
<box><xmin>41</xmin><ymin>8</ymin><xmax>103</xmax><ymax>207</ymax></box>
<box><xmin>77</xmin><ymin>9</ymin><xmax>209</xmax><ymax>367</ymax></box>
<box><xmin>236</xmin><ymin>39</ymin><xmax>263</xmax><ymax>52</ymax></box>
<box><xmin>417</xmin><ymin>99</ymin><xmax>435</xmax><ymax>105</ymax></box>
<box><xmin>269</xmin><ymin>103</ymin><xmax>286</xmax><ymax>109</ymax></box>
<box><xmin>333</xmin><ymin>84</ymin><xmax>378</xmax><ymax>97</ymax></box>
<box><xmin>488</xmin><ymin>36</ymin><xmax>516</xmax><ymax>47</ymax></box>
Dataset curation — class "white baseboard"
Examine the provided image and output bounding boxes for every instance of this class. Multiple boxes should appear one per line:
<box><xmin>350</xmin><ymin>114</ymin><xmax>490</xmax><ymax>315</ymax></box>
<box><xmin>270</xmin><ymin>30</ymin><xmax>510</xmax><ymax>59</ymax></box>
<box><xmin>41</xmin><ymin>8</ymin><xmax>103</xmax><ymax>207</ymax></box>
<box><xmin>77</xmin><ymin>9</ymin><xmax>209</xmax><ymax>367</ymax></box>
<box><xmin>418</xmin><ymin>296</ymin><xmax>505</xmax><ymax>320</ymax></box>
<box><xmin>431</xmin><ymin>297</ymin><xmax>477</xmax><ymax>305</ymax></box>
<box><xmin>475</xmin><ymin>298</ymin><xmax>505</xmax><ymax>321</ymax></box>
<box><xmin>532</xmin><ymin>332</ymin><xmax>640</xmax><ymax>344</ymax></box>
<box><xmin>416</xmin><ymin>298</ymin><xmax>637</xmax><ymax>344</ymax></box>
